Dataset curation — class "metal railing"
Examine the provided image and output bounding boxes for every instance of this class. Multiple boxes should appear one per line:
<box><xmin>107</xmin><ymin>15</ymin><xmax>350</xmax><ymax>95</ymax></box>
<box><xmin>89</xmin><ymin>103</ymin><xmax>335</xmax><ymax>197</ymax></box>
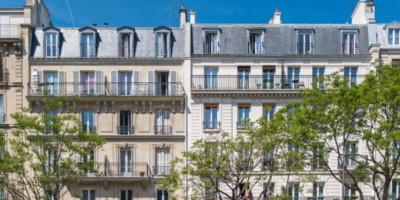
<box><xmin>84</xmin><ymin>162</ymin><xmax>151</xmax><ymax>177</ymax></box>
<box><xmin>338</xmin><ymin>155</ymin><xmax>368</xmax><ymax>169</ymax></box>
<box><xmin>237</xmin><ymin>121</ymin><xmax>251</xmax><ymax>130</ymax></box>
<box><xmin>28</xmin><ymin>82</ymin><xmax>184</xmax><ymax>97</ymax></box>
<box><xmin>192</xmin><ymin>75</ymin><xmax>366</xmax><ymax>90</ymax></box>
<box><xmin>203</xmin><ymin>121</ymin><xmax>221</xmax><ymax>130</ymax></box>
<box><xmin>153</xmin><ymin>165</ymin><xmax>171</xmax><ymax>175</ymax></box>
<box><xmin>0</xmin><ymin>68</ymin><xmax>9</xmax><ymax>84</ymax></box>
<box><xmin>155</xmin><ymin>125</ymin><xmax>172</xmax><ymax>135</ymax></box>
<box><xmin>81</xmin><ymin>125</ymin><xmax>96</xmax><ymax>133</ymax></box>
<box><xmin>118</xmin><ymin>126</ymin><xmax>134</xmax><ymax>135</ymax></box>
<box><xmin>0</xmin><ymin>113</ymin><xmax>5</xmax><ymax>124</ymax></box>
<box><xmin>0</xmin><ymin>25</ymin><xmax>21</xmax><ymax>38</ymax></box>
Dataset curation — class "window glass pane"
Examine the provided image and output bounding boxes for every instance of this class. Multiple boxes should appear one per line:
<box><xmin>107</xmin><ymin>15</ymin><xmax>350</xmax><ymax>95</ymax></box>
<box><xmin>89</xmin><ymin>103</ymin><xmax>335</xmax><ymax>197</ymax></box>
<box><xmin>389</xmin><ymin>29</ymin><xmax>394</xmax><ymax>45</ymax></box>
<box><xmin>396</xmin><ymin>29</ymin><xmax>400</xmax><ymax>45</ymax></box>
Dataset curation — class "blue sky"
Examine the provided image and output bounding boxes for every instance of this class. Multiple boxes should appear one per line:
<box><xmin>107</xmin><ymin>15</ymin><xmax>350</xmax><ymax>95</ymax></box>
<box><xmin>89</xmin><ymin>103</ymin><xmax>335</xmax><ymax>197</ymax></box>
<box><xmin>0</xmin><ymin>0</ymin><xmax>399</xmax><ymax>27</ymax></box>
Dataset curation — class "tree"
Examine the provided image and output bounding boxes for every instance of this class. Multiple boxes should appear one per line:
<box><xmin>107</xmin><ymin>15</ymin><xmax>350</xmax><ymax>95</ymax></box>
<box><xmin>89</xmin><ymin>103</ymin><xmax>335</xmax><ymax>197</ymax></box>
<box><xmin>290</xmin><ymin>65</ymin><xmax>400</xmax><ymax>200</ymax></box>
<box><xmin>0</xmin><ymin>96</ymin><xmax>105</xmax><ymax>200</ymax></box>
<box><xmin>160</xmin><ymin>110</ymin><xmax>314</xmax><ymax>200</ymax></box>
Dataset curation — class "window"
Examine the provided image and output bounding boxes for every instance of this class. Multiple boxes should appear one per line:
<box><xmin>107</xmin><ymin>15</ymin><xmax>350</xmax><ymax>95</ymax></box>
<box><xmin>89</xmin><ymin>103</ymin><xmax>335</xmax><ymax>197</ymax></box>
<box><xmin>344</xmin><ymin>183</ymin><xmax>357</xmax><ymax>198</ymax></box>
<box><xmin>238</xmin><ymin>148</ymin><xmax>252</xmax><ymax>170</ymax></box>
<box><xmin>263</xmin><ymin>183</ymin><xmax>275</xmax><ymax>199</ymax></box>
<box><xmin>297</xmin><ymin>31</ymin><xmax>312</xmax><ymax>54</ymax></box>
<box><xmin>249</xmin><ymin>32</ymin><xmax>262</xmax><ymax>54</ymax></box>
<box><xmin>204</xmin><ymin>67</ymin><xmax>218</xmax><ymax>89</ymax></box>
<box><xmin>239</xmin><ymin>183</ymin><xmax>252</xmax><ymax>199</ymax></box>
<box><xmin>0</xmin><ymin>53</ymin><xmax>5</xmax><ymax>83</ymax></box>
<box><xmin>120</xmin><ymin>149</ymin><xmax>132</xmax><ymax>176</ymax></box>
<box><xmin>80</xmin><ymin>72</ymin><xmax>96</xmax><ymax>95</ymax></box>
<box><xmin>119</xmin><ymin>72</ymin><xmax>133</xmax><ymax>95</ymax></box>
<box><xmin>0</xmin><ymin>182</ymin><xmax>5</xmax><ymax>200</ymax></box>
<box><xmin>263</xmin><ymin>66</ymin><xmax>275</xmax><ymax>89</ymax></box>
<box><xmin>121</xmin><ymin>33</ymin><xmax>131</xmax><ymax>57</ymax></box>
<box><xmin>121</xmin><ymin>190</ymin><xmax>133</xmax><ymax>200</ymax></box>
<box><xmin>81</xmin><ymin>33</ymin><xmax>95</xmax><ymax>58</ymax></box>
<box><xmin>155</xmin><ymin>72</ymin><xmax>169</xmax><ymax>96</ymax></box>
<box><xmin>287</xmin><ymin>67</ymin><xmax>300</xmax><ymax>89</ymax></box>
<box><xmin>0</xmin><ymin>96</ymin><xmax>4</xmax><ymax>124</ymax></box>
<box><xmin>82</xmin><ymin>190</ymin><xmax>95</xmax><ymax>200</ymax></box>
<box><xmin>82</xmin><ymin>111</ymin><xmax>95</xmax><ymax>133</ymax></box>
<box><xmin>313</xmin><ymin>182</ymin><xmax>324</xmax><ymax>200</ymax></box>
<box><xmin>204</xmin><ymin>104</ymin><xmax>219</xmax><ymax>129</ymax></box>
<box><xmin>44</xmin><ymin>72</ymin><xmax>59</xmax><ymax>95</ymax></box>
<box><xmin>157</xmin><ymin>190</ymin><xmax>169</xmax><ymax>200</ymax></box>
<box><xmin>392</xmin><ymin>180</ymin><xmax>400</xmax><ymax>200</ymax></box>
<box><xmin>44</xmin><ymin>32</ymin><xmax>58</xmax><ymax>57</ymax></box>
<box><xmin>312</xmin><ymin>67</ymin><xmax>325</xmax><ymax>88</ymax></box>
<box><xmin>312</xmin><ymin>145</ymin><xmax>325</xmax><ymax>171</ymax></box>
<box><xmin>238</xmin><ymin>66</ymin><xmax>250</xmax><ymax>89</ymax></box>
<box><xmin>82</xmin><ymin>149</ymin><xmax>94</xmax><ymax>176</ymax></box>
<box><xmin>389</xmin><ymin>28</ymin><xmax>400</xmax><ymax>45</ymax></box>
<box><xmin>155</xmin><ymin>110</ymin><xmax>171</xmax><ymax>135</ymax></box>
<box><xmin>392</xmin><ymin>141</ymin><xmax>400</xmax><ymax>161</ymax></box>
<box><xmin>44</xmin><ymin>112</ymin><xmax>57</xmax><ymax>135</ymax></box>
<box><xmin>288</xmin><ymin>144</ymin><xmax>300</xmax><ymax>153</ymax></box>
<box><xmin>288</xmin><ymin>183</ymin><xmax>299</xmax><ymax>200</ymax></box>
<box><xmin>45</xmin><ymin>149</ymin><xmax>56</xmax><ymax>173</ymax></box>
<box><xmin>263</xmin><ymin>104</ymin><xmax>275</xmax><ymax>122</ymax></box>
<box><xmin>237</xmin><ymin>104</ymin><xmax>250</xmax><ymax>130</ymax></box>
<box><xmin>45</xmin><ymin>190</ymin><xmax>55</xmax><ymax>200</ymax></box>
<box><xmin>205</xmin><ymin>186</ymin><xmax>218</xmax><ymax>200</ymax></box>
<box><xmin>155</xmin><ymin>148</ymin><xmax>170</xmax><ymax>175</ymax></box>
<box><xmin>344</xmin><ymin>67</ymin><xmax>358</xmax><ymax>87</ymax></box>
<box><xmin>342</xmin><ymin>32</ymin><xmax>358</xmax><ymax>54</ymax></box>
<box><xmin>119</xmin><ymin>111</ymin><xmax>132</xmax><ymax>135</ymax></box>
<box><xmin>156</xmin><ymin>32</ymin><xmax>169</xmax><ymax>57</ymax></box>
<box><xmin>204</xmin><ymin>32</ymin><xmax>218</xmax><ymax>54</ymax></box>
<box><xmin>345</xmin><ymin>143</ymin><xmax>357</xmax><ymax>167</ymax></box>
<box><xmin>392</xmin><ymin>59</ymin><xmax>400</xmax><ymax>68</ymax></box>
<box><xmin>262</xmin><ymin>150</ymin><xmax>274</xmax><ymax>171</ymax></box>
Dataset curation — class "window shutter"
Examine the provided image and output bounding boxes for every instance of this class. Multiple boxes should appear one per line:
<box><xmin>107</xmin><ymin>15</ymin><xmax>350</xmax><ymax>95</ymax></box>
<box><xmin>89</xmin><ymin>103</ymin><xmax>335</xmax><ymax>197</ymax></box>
<box><xmin>132</xmin><ymin>71</ymin><xmax>140</xmax><ymax>95</ymax></box>
<box><xmin>73</xmin><ymin>71</ymin><xmax>80</xmax><ymax>95</ymax></box>
<box><xmin>110</xmin><ymin>71</ymin><xmax>117</xmax><ymax>95</ymax></box>
<box><xmin>58</xmin><ymin>71</ymin><xmax>66</xmax><ymax>95</ymax></box>
<box><xmin>95</xmin><ymin>71</ymin><xmax>103</xmax><ymax>95</ymax></box>
<box><xmin>56</xmin><ymin>32</ymin><xmax>60</xmax><ymax>57</ymax></box>
<box><xmin>37</xmin><ymin>70</ymin><xmax>43</xmax><ymax>94</ymax></box>
<box><xmin>169</xmin><ymin>71</ymin><xmax>177</xmax><ymax>96</ymax></box>
<box><xmin>148</xmin><ymin>71</ymin><xmax>154</xmax><ymax>95</ymax></box>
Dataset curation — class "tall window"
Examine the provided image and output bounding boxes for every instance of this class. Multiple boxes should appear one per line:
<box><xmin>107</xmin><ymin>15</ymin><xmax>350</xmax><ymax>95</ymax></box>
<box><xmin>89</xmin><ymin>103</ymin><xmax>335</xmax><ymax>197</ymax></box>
<box><xmin>238</xmin><ymin>66</ymin><xmax>250</xmax><ymax>89</ymax></box>
<box><xmin>155</xmin><ymin>148</ymin><xmax>170</xmax><ymax>175</ymax></box>
<box><xmin>262</xmin><ymin>150</ymin><xmax>274</xmax><ymax>171</ymax></box>
<box><xmin>0</xmin><ymin>96</ymin><xmax>4</xmax><ymax>124</ymax></box>
<box><xmin>288</xmin><ymin>183</ymin><xmax>299</xmax><ymax>200</ymax></box>
<box><xmin>389</xmin><ymin>28</ymin><xmax>400</xmax><ymax>46</ymax></box>
<box><xmin>263</xmin><ymin>66</ymin><xmax>275</xmax><ymax>89</ymax></box>
<box><xmin>249</xmin><ymin>33</ymin><xmax>262</xmax><ymax>54</ymax></box>
<box><xmin>204</xmin><ymin>67</ymin><xmax>218</xmax><ymax>89</ymax></box>
<box><xmin>156</xmin><ymin>32</ymin><xmax>168</xmax><ymax>57</ymax></box>
<box><xmin>392</xmin><ymin>180</ymin><xmax>400</xmax><ymax>200</ymax></box>
<box><xmin>0</xmin><ymin>182</ymin><xmax>5</xmax><ymax>200</ymax></box>
<box><xmin>81</xmin><ymin>33</ymin><xmax>95</xmax><ymax>58</ymax></box>
<box><xmin>157</xmin><ymin>190</ymin><xmax>169</xmax><ymax>200</ymax></box>
<box><xmin>81</xmin><ymin>72</ymin><xmax>95</xmax><ymax>95</ymax></box>
<box><xmin>44</xmin><ymin>112</ymin><xmax>57</xmax><ymax>135</ymax></box>
<box><xmin>237</xmin><ymin>104</ymin><xmax>250</xmax><ymax>130</ymax></box>
<box><xmin>119</xmin><ymin>72</ymin><xmax>132</xmax><ymax>95</ymax></box>
<box><xmin>45</xmin><ymin>149</ymin><xmax>56</xmax><ymax>173</ymax></box>
<box><xmin>82</xmin><ymin>150</ymin><xmax>94</xmax><ymax>176</ymax></box>
<box><xmin>119</xmin><ymin>111</ymin><xmax>132</xmax><ymax>135</ymax></box>
<box><xmin>312</xmin><ymin>145</ymin><xmax>325</xmax><ymax>170</ymax></box>
<box><xmin>155</xmin><ymin>110</ymin><xmax>171</xmax><ymax>135</ymax></box>
<box><xmin>204</xmin><ymin>104</ymin><xmax>218</xmax><ymax>129</ymax></box>
<box><xmin>82</xmin><ymin>190</ymin><xmax>95</xmax><ymax>200</ymax></box>
<box><xmin>287</xmin><ymin>67</ymin><xmax>300</xmax><ymax>89</ymax></box>
<box><xmin>121</xmin><ymin>33</ymin><xmax>131</xmax><ymax>57</ymax></box>
<box><xmin>82</xmin><ymin>111</ymin><xmax>94</xmax><ymax>133</ymax></box>
<box><xmin>344</xmin><ymin>183</ymin><xmax>357</xmax><ymax>198</ymax></box>
<box><xmin>120</xmin><ymin>149</ymin><xmax>132</xmax><ymax>176</ymax></box>
<box><xmin>342</xmin><ymin>32</ymin><xmax>357</xmax><ymax>54</ymax></box>
<box><xmin>263</xmin><ymin>104</ymin><xmax>275</xmax><ymax>122</ymax></box>
<box><xmin>121</xmin><ymin>190</ymin><xmax>133</xmax><ymax>200</ymax></box>
<box><xmin>44</xmin><ymin>72</ymin><xmax>59</xmax><ymax>95</ymax></box>
<box><xmin>297</xmin><ymin>31</ymin><xmax>312</xmax><ymax>54</ymax></box>
<box><xmin>205</xmin><ymin>32</ymin><xmax>218</xmax><ymax>54</ymax></box>
<box><xmin>312</xmin><ymin>67</ymin><xmax>325</xmax><ymax>88</ymax></box>
<box><xmin>45</xmin><ymin>32</ymin><xmax>57</xmax><ymax>57</ymax></box>
<box><xmin>344</xmin><ymin>67</ymin><xmax>358</xmax><ymax>87</ymax></box>
<box><xmin>313</xmin><ymin>182</ymin><xmax>324</xmax><ymax>200</ymax></box>
<box><xmin>345</xmin><ymin>143</ymin><xmax>357</xmax><ymax>167</ymax></box>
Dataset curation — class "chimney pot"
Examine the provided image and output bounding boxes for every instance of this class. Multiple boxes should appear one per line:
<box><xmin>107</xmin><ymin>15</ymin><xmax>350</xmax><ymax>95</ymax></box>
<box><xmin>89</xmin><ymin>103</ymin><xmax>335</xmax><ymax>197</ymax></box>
<box><xmin>190</xmin><ymin>9</ymin><xmax>196</xmax><ymax>24</ymax></box>
<box><xmin>276</xmin><ymin>8</ymin><xmax>279</xmax><ymax>12</ymax></box>
<box><xmin>93</xmin><ymin>23</ymin><xmax>97</xmax><ymax>28</ymax></box>
<box><xmin>180</xmin><ymin>4</ymin><xmax>186</xmax><ymax>11</ymax></box>
<box><xmin>104</xmin><ymin>23</ymin><xmax>108</xmax><ymax>28</ymax></box>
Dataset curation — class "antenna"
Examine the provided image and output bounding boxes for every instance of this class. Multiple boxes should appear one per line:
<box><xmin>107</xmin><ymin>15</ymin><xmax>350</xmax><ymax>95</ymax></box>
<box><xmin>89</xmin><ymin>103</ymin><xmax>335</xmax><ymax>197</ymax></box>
<box><xmin>161</xmin><ymin>0</ymin><xmax>180</xmax><ymax>26</ymax></box>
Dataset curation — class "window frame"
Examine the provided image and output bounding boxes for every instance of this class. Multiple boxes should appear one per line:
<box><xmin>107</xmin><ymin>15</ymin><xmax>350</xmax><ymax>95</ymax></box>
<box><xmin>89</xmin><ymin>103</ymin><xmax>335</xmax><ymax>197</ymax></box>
<box><xmin>154</xmin><ymin>26</ymin><xmax>172</xmax><ymax>58</ymax></box>
<box><xmin>117</xmin><ymin>26</ymin><xmax>135</xmax><ymax>58</ymax></box>
<box><xmin>247</xmin><ymin>28</ymin><xmax>265</xmax><ymax>55</ymax></box>
<box><xmin>43</xmin><ymin>28</ymin><xmax>60</xmax><ymax>58</ymax></box>
<box><xmin>202</xmin><ymin>28</ymin><xmax>221</xmax><ymax>54</ymax></box>
<box><xmin>296</xmin><ymin>29</ymin><xmax>314</xmax><ymax>54</ymax></box>
<box><xmin>79</xmin><ymin>27</ymin><xmax>97</xmax><ymax>58</ymax></box>
<box><xmin>388</xmin><ymin>28</ymin><xmax>400</xmax><ymax>46</ymax></box>
<box><xmin>341</xmin><ymin>30</ymin><xmax>359</xmax><ymax>55</ymax></box>
<box><xmin>204</xmin><ymin>103</ymin><xmax>219</xmax><ymax>130</ymax></box>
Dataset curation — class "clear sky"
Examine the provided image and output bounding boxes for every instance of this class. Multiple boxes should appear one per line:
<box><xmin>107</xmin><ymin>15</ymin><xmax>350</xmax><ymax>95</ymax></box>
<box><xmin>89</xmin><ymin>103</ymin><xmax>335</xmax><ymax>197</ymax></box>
<box><xmin>0</xmin><ymin>0</ymin><xmax>399</xmax><ymax>28</ymax></box>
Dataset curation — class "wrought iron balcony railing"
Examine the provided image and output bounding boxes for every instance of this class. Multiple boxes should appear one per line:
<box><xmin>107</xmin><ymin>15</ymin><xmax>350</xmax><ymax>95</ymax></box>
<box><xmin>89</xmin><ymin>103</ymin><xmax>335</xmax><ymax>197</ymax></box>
<box><xmin>81</xmin><ymin>125</ymin><xmax>96</xmax><ymax>133</ymax></box>
<box><xmin>153</xmin><ymin>165</ymin><xmax>171</xmax><ymax>176</ymax></box>
<box><xmin>192</xmin><ymin>75</ymin><xmax>365</xmax><ymax>90</ymax></box>
<box><xmin>0</xmin><ymin>25</ymin><xmax>21</xmax><ymax>39</ymax></box>
<box><xmin>28</xmin><ymin>82</ymin><xmax>184</xmax><ymax>97</ymax></box>
<box><xmin>155</xmin><ymin>125</ymin><xmax>172</xmax><ymax>135</ymax></box>
<box><xmin>118</xmin><ymin>126</ymin><xmax>134</xmax><ymax>135</ymax></box>
<box><xmin>84</xmin><ymin>162</ymin><xmax>151</xmax><ymax>178</ymax></box>
<box><xmin>0</xmin><ymin>68</ymin><xmax>9</xmax><ymax>84</ymax></box>
<box><xmin>203</xmin><ymin>121</ymin><xmax>221</xmax><ymax>130</ymax></box>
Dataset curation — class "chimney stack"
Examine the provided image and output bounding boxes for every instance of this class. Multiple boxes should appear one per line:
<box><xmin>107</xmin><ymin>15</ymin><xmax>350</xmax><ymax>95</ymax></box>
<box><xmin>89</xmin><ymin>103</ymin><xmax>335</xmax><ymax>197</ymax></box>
<box><xmin>269</xmin><ymin>8</ymin><xmax>281</xmax><ymax>24</ymax></box>
<box><xmin>92</xmin><ymin>23</ymin><xmax>97</xmax><ymax>28</ymax></box>
<box><xmin>179</xmin><ymin>4</ymin><xmax>187</xmax><ymax>28</ymax></box>
<box><xmin>351</xmin><ymin>0</ymin><xmax>375</xmax><ymax>24</ymax></box>
<box><xmin>190</xmin><ymin>9</ymin><xmax>196</xmax><ymax>24</ymax></box>
<box><xmin>104</xmin><ymin>23</ymin><xmax>108</xmax><ymax>28</ymax></box>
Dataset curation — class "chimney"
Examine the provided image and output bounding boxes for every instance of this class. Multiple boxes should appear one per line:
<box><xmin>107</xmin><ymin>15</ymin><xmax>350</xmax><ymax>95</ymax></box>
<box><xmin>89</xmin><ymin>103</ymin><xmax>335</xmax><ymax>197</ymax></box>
<box><xmin>179</xmin><ymin>4</ymin><xmax>187</xmax><ymax>28</ymax></box>
<box><xmin>104</xmin><ymin>23</ymin><xmax>108</xmax><ymax>28</ymax></box>
<box><xmin>190</xmin><ymin>9</ymin><xmax>196</xmax><ymax>24</ymax></box>
<box><xmin>269</xmin><ymin>8</ymin><xmax>281</xmax><ymax>24</ymax></box>
<box><xmin>92</xmin><ymin>23</ymin><xmax>97</xmax><ymax>28</ymax></box>
<box><xmin>351</xmin><ymin>0</ymin><xmax>375</xmax><ymax>24</ymax></box>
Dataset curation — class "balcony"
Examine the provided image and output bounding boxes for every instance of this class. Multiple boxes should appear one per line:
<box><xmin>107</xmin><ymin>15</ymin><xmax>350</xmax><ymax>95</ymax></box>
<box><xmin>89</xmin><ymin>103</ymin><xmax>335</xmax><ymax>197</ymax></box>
<box><xmin>27</xmin><ymin>82</ymin><xmax>184</xmax><ymax>99</ymax></box>
<box><xmin>192</xmin><ymin>75</ymin><xmax>365</xmax><ymax>95</ymax></box>
<box><xmin>118</xmin><ymin>126</ymin><xmax>134</xmax><ymax>135</ymax></box>
<box><xmin>0</xmin><ymin>25</ymin><xmax>21</xmax><ymax>39</ymax></box>
<box><xmin>153</xmin><ymin>165</ymin><xmax>171</xmax><ymax>176</ymax></box>
<box><xmin>82</xmin><ymin>162</ymin><xmax>152</xmax><ymax>181</ymax></box>
<box><xmin>155</xmin><ymin>125</ymin><xmax>172</xmax><ymax>135</ymax></box>
<box><xmin>203</xmin><ymin>121</ymin><xmax>221</xmax><ymax>131</ymax></box>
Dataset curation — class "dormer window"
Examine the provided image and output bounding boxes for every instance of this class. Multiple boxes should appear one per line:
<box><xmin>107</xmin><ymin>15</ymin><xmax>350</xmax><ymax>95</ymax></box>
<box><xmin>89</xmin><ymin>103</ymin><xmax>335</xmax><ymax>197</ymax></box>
<box><xmin>43</xmin><ymin>27</ymin><xmax>60</xmax><ymax>58</ymax></box>
<box><xmin>203</xmin><ymin>28</ymin><xmax>221</xmax><ymax>54</ymax></box>
<box><xmin>389</xmin><ymin>28</ymin><xmax>400</xmax><ymax>45</ymax></box>
<box><xmin>79</xmin><ymin>27</ymin><xmax>97</xmax><ymax>58</ymax></box>
<box><xmin>247</xmin><ymin>28</ymin><xmax>265</xmax><ymax>55</ymax></box>
<box><xmin>154</xmin><ymin>26</ymin><xmax>171</xmax><ymax>58</ymax></box>
<box><xmin>297</xmin><ymin>30</ymin><xmax>313</xmax><ymax>54</ymax></box>
<box><xmin>117</xmin><ymin>26</ymin><xmax>135</xmax><ymax>58</ymax></box>
<box><xmin>342</xmin><ymin>32</ymin><xmax>358</xmax><ymax>54</ymax></box>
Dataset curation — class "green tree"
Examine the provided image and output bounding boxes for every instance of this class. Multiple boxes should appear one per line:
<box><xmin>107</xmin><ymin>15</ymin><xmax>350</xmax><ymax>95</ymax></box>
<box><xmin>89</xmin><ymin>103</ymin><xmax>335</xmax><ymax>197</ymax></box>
<box><xmin>290</xmin><ymin>64</ymin><xmax>400</xmax><ymax>200</ymax></box>
<box><xmin>160</xmin><ymin>110</ymin><xmax>313</xmax><ymax>200</ymax></box>
<box><xmin>0</xmin><ymin>97</ymin><xmax>104</xmax><ymax>200</ymax></box>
